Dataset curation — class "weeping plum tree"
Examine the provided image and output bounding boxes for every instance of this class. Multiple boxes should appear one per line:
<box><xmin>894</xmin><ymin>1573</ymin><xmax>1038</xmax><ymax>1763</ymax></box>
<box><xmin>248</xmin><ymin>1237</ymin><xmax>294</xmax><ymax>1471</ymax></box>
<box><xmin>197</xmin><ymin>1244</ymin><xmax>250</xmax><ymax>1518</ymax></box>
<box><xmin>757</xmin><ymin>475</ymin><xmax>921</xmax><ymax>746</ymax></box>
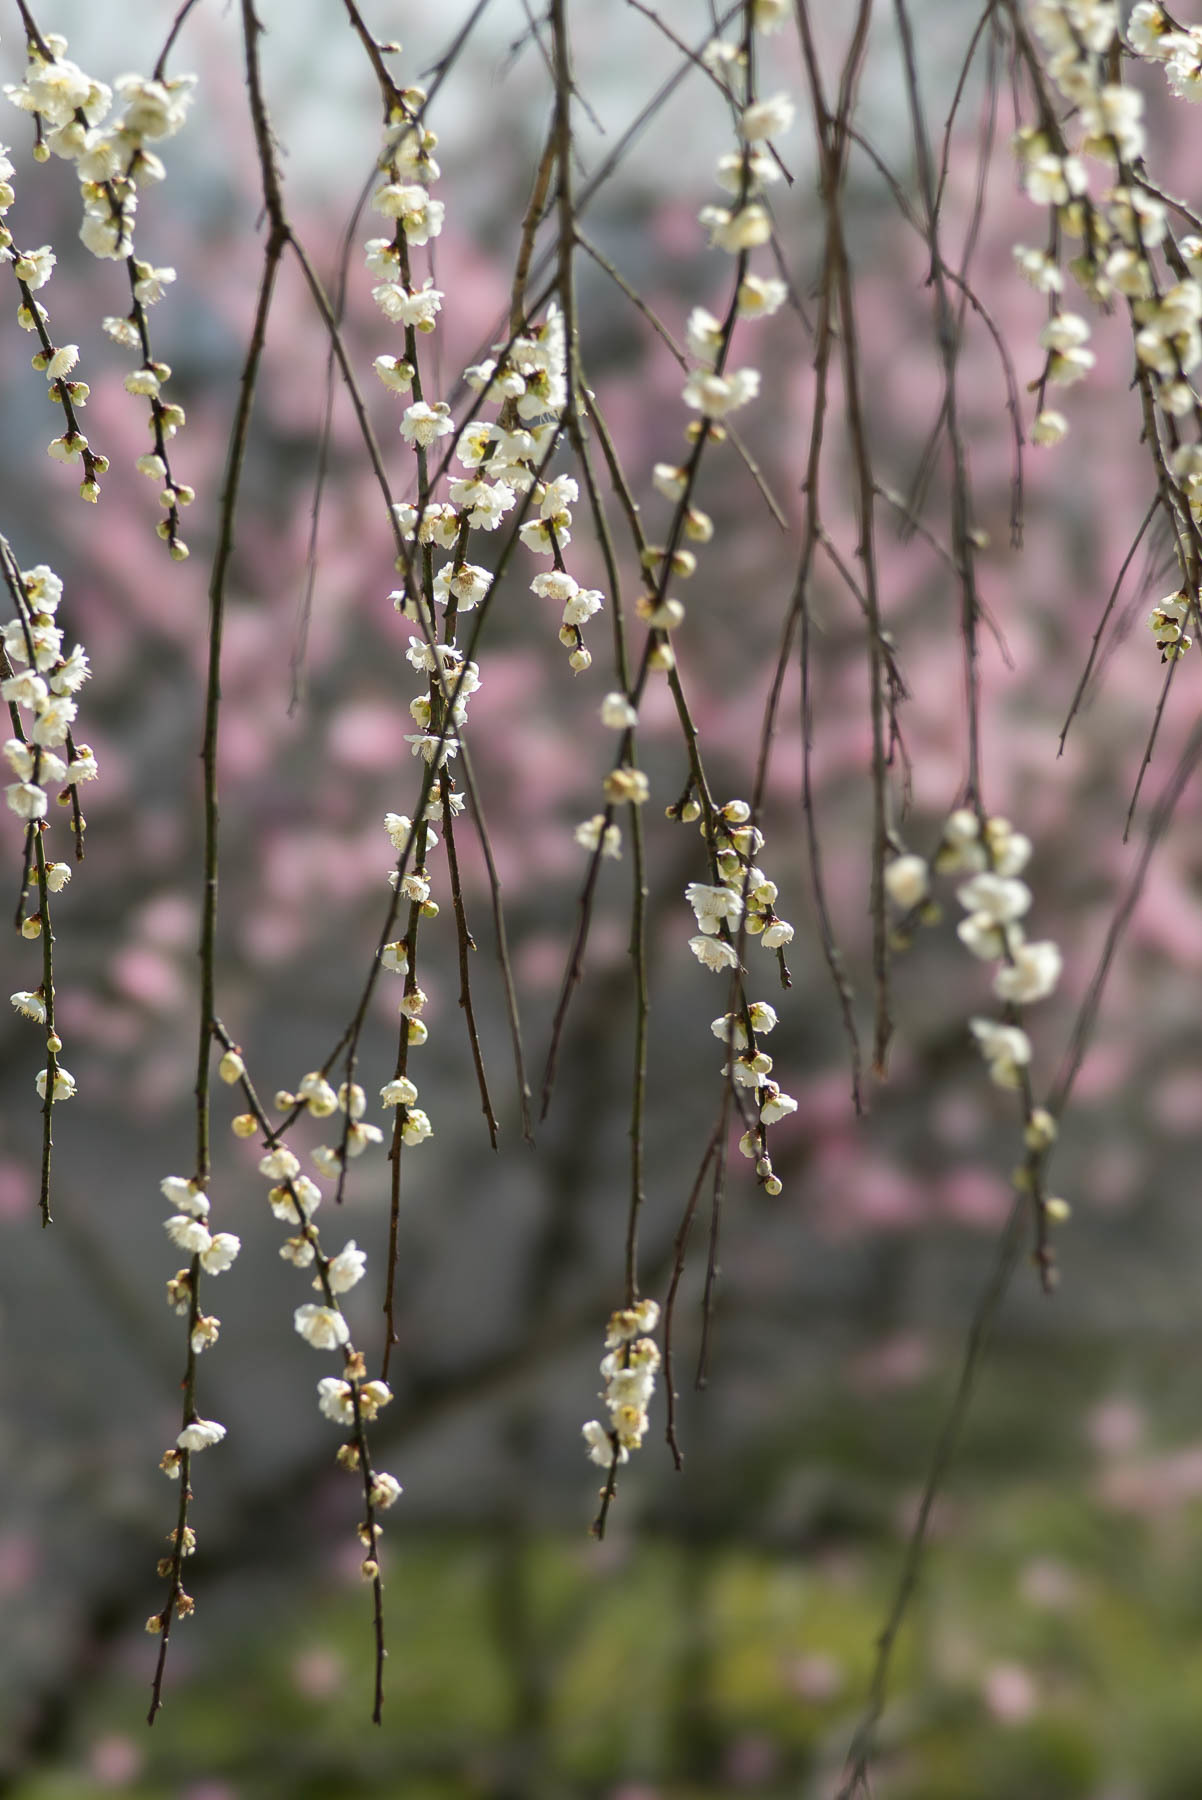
<box><xmin>1</xmin><ymin>0</ymin><xmax>1198</xmax><ymax>1787</ymax></box>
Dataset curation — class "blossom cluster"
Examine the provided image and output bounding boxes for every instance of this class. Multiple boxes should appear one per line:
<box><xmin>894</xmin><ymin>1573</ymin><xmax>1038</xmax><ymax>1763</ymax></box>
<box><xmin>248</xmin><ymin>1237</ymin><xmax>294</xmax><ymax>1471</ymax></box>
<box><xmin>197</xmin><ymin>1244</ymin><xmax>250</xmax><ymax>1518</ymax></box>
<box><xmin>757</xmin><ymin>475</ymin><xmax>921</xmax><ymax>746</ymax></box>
<box><xmin>231</xmin><ymin>1068</ymin><xmax>401</xmax><ymax>1570</ymax></box>
<box><xmin>376</xmin><ymin>813</ymin><xmax>439</xmax><ymax>1150</ymax></box>
<box><xmin>1014</xmin><ymin>1</ymin><xmax>1202</xmax><ymax>454</ymax></box>
<box><xmin>935</xmin><ymin>808</ymin><xmax>1061</xmax><ymax>1020</ymax></box>
<box><xmin>366</xmin><ymin>88</ymin><xmax>583</xmax><ymax>683</ymax></box>
<box><xmin>0</xmin><ymin>134</ymin><xmax>107</xmax><ymax>498</ymax></box>
<box><xmin>156</xmin><ymin>1173</ymin><xmax>241</xmax><ymax>1490</ymax></box>
<box><xmin>366</xmin><ymin>82</ymin><xmax>524</xmax><ymax>1164</ymax></box>
<box><xmin>886</xmin><ymin>812</ymin><xmax>1069</xmax><ymax>1241</ymax></box>
<box><xmin>4</xmin><ymin>554</ymin><xmax>94</xmax><ymax>1141</ymax></box>
<box><xmin>680</xmin><ymin>798</ymin><xmax>796</xmax><ymax>1191</ymax></box>
<box><xmin>582</xmin><ymin>1298</ymin><xmax>661</xmax><ymax>1470</ymax></box>
<box><xmin>4</xmin><ymin>34</ymin><xmax>194</xmax><ymax>256</ymax></box>
<box><xmin>461</xmin><ymin>307</ymin><xmax>603</xmax><ymax>675</ymax></box>
<box><xmin>3</xmin><ymin>31</ymin><xmax>194</xmax><ymax>544</ymax></box>
<box><xmin>3</xmin><ymin>558</ymin><xmax>94</xmax><ymax>824</ymax></box>
<box><xmin>152</xmin><ymin>1173</ymin><xmax>239</xmax><ymax>1627</ymax></box>
<box><xmin>631</xmin><ymin>30</ymin><xmax>791</xmax><ymax>727</ymax></box>
<box><xmin>620</xmin><ymin>36</ymin><xmax>798</xmax><ymax>1190</ymax></box>
<box><xmin>369</xmin><ymin>88</ymin><xmax>582</xmax><ymax>666</ymax></box>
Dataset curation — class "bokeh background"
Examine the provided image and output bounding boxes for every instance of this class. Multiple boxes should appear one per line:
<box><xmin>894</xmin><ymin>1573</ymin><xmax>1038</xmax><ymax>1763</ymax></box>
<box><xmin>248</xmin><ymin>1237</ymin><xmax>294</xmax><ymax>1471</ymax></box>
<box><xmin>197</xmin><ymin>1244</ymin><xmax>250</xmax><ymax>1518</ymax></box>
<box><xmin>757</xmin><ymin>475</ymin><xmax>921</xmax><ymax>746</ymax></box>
<box><xmin>3</xmin><ymin>4</ymin><xmax>1202</xmax><ymax>1797</ymax></box>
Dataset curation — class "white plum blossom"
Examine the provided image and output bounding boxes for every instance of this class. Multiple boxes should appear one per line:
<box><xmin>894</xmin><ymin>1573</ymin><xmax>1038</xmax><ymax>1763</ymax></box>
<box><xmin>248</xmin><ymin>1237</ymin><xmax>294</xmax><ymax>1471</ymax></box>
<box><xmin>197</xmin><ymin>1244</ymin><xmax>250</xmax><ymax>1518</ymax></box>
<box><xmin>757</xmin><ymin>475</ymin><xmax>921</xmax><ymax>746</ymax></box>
<box><xmin>161</xmin><ymin>1175</ymin><xmax>209</xmax><ymax>1218</ymax></box>
<box><xmin>374</xmin><ymin>353</ymin><xmax>414</xmax><ymax>392</ymax></box>
<box><xmin>400</xmin><ymin>401</ymin><xmax>454</xmax><ymax>447</ymax></box>
<box><xmin>7</xmin><ymin>781</ymin><xmax>47</xmax><ymax>820</ymax></box>
<box><xmin>36</xmin><ymin>1065</ymin><xmax>75</xmax><ymax>1099</ymax></box>
<box><xmin>971</xmin><ymin>1018</ymin><xmax>1032</xmax><ymax>1091</ymax></box>
<box><xmin>562</xmin><ymin>587</ymin><xmax>604</xmax><ymax>627</ymax></box>
<box><xmin>381</xmin><ymin>1075</ymin><xmax>419</xmax><ymax>1107</ymax></box>
<box><xmin>686</xmin><ymin>882</ymin><xmax>744</xmax><ymax>934</ymax></box>
<box><xmin>1013</xmin><ymin>246</ymin><xmax>1063</xmax><ymax>294</ymax></box>
<box><xmin>994</xmin><ymin>941</ymin><xmax>1063</xmax><ymax>1005</ymax></box>
<box><xmin>433</xmin><ymin>562</ymin><xmax>492</xmax><ymax>611</ymax></box>
<box><xmin>1128</xmin><ymin>3</ymin><xmax>1173</xmax><ymax>60</ymax></box>
<box><xmin>700</xmin><ymin>202</ymin><xmax>771</xmax><ymax>253</ymax></box>
<box><xmin>739</xmin><ymin>93</ymin><xmax>795</xmax><ymax>142</ymax></box>
<box><xmin>583</xmin><ymin>1299</ymin><xmax>660</xmax><ymax>1468</ymax></box>
<box><xmin>269</xmin><ymin>1175</ymin><xmax>321</xmax><ymax>1223</ymax></box>
<box><xmin>600</xmin><ymin>693</ymin><xmax>638</xmax><ymax>730</ymax></box>
<box><xmin>690</xmin><ymin>933</ymin><xmax>738</xmax><ymax>972</ymax></box>
<box><xmin>371</xmin><ymin>1472</ymin><xmax>403</xmax><ymax>1508</ymax></box>
<box><xmin>317</xmin><ymin>1377</ymin><xmax>355</xmax><ymax>1424</ymax></box>
<box><xmin>165</xmin><ymin>1214</ymin><xmax>211</xmax><ymax>1255</ymax></box>
<box><xmin>957</xmin><ymin>873</ymin><xmax>1032</xmax><ymax>925</ymax></box>
<box><xmin>884</xmin><ymin>854</ymin><xmax>929</xmax><ymax>909</ymax></box>
<box><xmin>583</xmin><ymin>1419</ymin><xmax>626</xmax><ymax>1467</ymax></box>
<box><xmin>177</xmin><ymin>1418</ymin><xmax>226</xmax><ymax>1452</ymax></box>
<box><xmin>1032</xmin><ymin>410</ymin><xmax>1069</xmax><ymax>446</ymax></box>
<box><xmin>759</xmin><ymin>1084</ymin><xmax>798</xmax><ymax>1125</ymax></box>
<box><xmin>260</xmin><ymin>1146</ymin><xmax>300</xmax><ymax>1182</ymax></box>
<box><xmin>372</xmin><ymin>182</ymin><xmax>445</xmax><ymax>243</ymax></box>
<box><xmin>200</xmin><ymin>1232</ymin><xmax>240</xmax><ymax>1275</ymax></box>
<box><xmin>325</xmin><ymin>1240</ymin><xmax>367</xmax><ymax>1293</ymax></box>
<box><xmin>736</xmin><ymin>273</ymin><xmax>787</xmax><ymax>317</ymax></box>
<box><xmin>400</xmin><ymin>1108</ymin><xmax>433</xmax><ymax>1147</ymax></box>
<box><xmin>682</xmin><ymin>366</ymin><xmax>760</xmax><ymax>418</ymax></box>
<box><xmin>293</xmin><ymin>1304</ymin><xmax>350</xmax><ymax>1351</ymax></box>
<box><xmin>575</xmin><ymin>815</ymin><xmax>622</xmax><ymax>858</ymax></box>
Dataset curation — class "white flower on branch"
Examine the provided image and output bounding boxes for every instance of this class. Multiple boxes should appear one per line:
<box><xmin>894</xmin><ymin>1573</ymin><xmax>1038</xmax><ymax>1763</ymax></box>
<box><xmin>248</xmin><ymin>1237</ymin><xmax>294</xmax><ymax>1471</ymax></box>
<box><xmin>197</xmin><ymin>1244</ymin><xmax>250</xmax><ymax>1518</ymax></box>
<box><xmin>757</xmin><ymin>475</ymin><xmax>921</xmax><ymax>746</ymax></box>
<box><xmin>575</xmin><ymin>815</ymin><xmax>622</xmax><ymax>858</ymax></box>
<box><xmin>1128</xmin><ymin>3</ymin><xmax>1174</xmax><ymax>60</ymax></box>
<box><xmin>176</xmin><ymin>1418</ymin><xmax>225</xmax><ymax>1452</ymax></box>
<box><xmin>269</xmin><ymin>1176</ymin><xmax>322</xmax><ymax>1223</ymax></box>
<box><xmin>400</xmin><ymin>1108</ymin><xmax>433</xmax><ymax>1147</ymax></box>
<box><xmin>698</xmin><ymin>203</ymin><xmax>771</xmax><ymax>253</ymax></box>
<box><xmin>970</xmin><ymin>1018</ymin><xmax>1032</xmax><ymax>1091</ymax></box>
<box><xmin>759</xmin><ymin>1084</ymin><xmax>798</xmax><ymax>1125</ymax></box>
<box><xmin>682</xmin><ymin>366</ymin><xmax>760</xmax><ymax>419</ymax></box>
<box><xmin>689</xmin><ymin>933</ymin><xmax>737</xmax><ymax>972</ymax></box>
<box><xmin>884</xmin><ymin>854</ymin><xmax>929</xmax><ymax>909</ymax></box>
<box><xmin>1013</xmin><ymin>245</ymin><xmax>1063</xmax><ymax>294</ymax></box>
<box><xmin>370</xmin><ymin>1472</ymin><xmax>403</xmax><ymax>1509</ymax></box>
<box><xmin>686</xmin><ymin>882</ymin><xmax>744</xmax><ymax>934</ymax></box>
<box><xmin>736</xmin><ymin>274</ymin><xmax>787</xmax><ymax>318</ymax></box>
<box><xmin>400</xmin><ymin>401</ymin><xmax>453</xmax><ymax>447</ymax></box>
<box><xmin>164</xmin><ymin>1214</ymin><xmax>211</xmax><ymax>1255</ymax></box>
<box><xmin>380</xmin><ymin>1076</ymin><xmax>418</xmax><ymax>1108</ymax></box>
<box><xmin>324</xmin><ymin>1241</ymin><xmax>367</xmax><ymax>1293</ymax></box>
<box><xmin>36</xmin><ymin>1065</ymin><xmax>75</xmax><ymax>1099</ymax></box>
<box><xmin>1032</xmin><ymin>409</ymin><xmax>1068</xmax><ymax>445</ymax></box>
<box><xmin>957</xmin><ymin>873</ymin><xmax>1032</xmax><ymax>925</ymax></box>
<box><xmin>739</xmin><ymin>93</ymin><xmax>795</xmax><ymax>143</ymax></box>
<box><xmin>294</xmin><ymin>1304</ymin><xmax>350</xmax><ymax>1351</ymax></box>
<box><xmin>1</xmin><ymin>671</ymin><xmax>47</xmax><ymax>708</ymax></box>
<box><xmin>994</xmin><ymin>941</ymin><xmax>1063</xmax><ymax>1005</ymax></box>
<box><xmin>260</xmin><ymin>1146</ymin><xmax>300</xmax><ymax>1182</ymax></box>
<box><xmin>6</xmin><ymin>781</ymin><xmax>46</xmax><ymax>819</ymax></box>
<box><xmin>200</xmin><ymin>1233</ymin><xmax>240</xmax><ymax>1275</ymax></box>
<box><xmin>371</xmin><ymin>182</ymin><xmax>445</xmax><ymax>244</ymax></box>
<box><xmin>600</xmin><ymin>693</ymin><xmax>638</xmax><ymax>730</ymax></box>
<box><xmin>432</xmin><ymin>562</ymin><xmax>492</xmax><ymax>611</ymax></box>
<box><xmin>161</xmin><ymin>1175</ymin><xmax>209</xmax><ymax>1219</ymax></box>
<box><xmin>115</xmin><ymin>72</ymin><xmax>196</xmax><ymax>140</ymax></box>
